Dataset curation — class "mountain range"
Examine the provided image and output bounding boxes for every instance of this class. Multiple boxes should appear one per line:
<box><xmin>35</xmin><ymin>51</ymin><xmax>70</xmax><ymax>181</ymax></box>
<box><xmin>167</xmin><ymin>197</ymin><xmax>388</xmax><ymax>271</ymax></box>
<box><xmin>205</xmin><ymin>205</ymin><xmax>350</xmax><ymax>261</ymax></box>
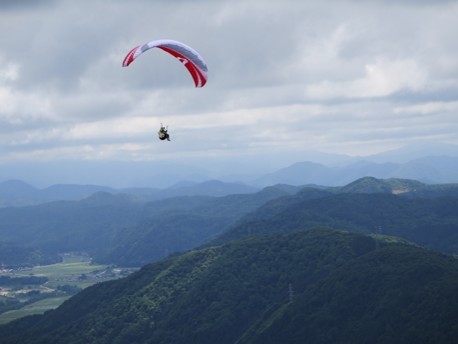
<box><xmin>1</xmin><ymin>176</ymin><xmax>458</xmax><ymax>268</ymax></box>
<box><xmin>0</xmin><ymin>184</ymin><xmax>293</xmax><ymax>267</ymax></box>
<box><xmin>1</xmin><ymin>142</ymin><xmax>458</xmax><ymax>189</ymax></box>
<box><xmin>0</xmin><ymin>179</ymin><xmax>259</xmax><ymax>207</ymax></box>
<box><xmin>253</xmin><ymin>156</ymin><xmax>458</xmax><ymax>186</ymax></box>
<box><xmin>2</xmin><ymin>156</ymin><xmax>458</xmax><ymax>208</ymax></box>
<box><xmin>1</xmin><ymin>174</ymin><xmax>458</xmax><ymax>342</ymax></box>
<box><xmin>1</xmin><ymin>229</ymin><xmax>457</xmax><ymax>343</ymax></box>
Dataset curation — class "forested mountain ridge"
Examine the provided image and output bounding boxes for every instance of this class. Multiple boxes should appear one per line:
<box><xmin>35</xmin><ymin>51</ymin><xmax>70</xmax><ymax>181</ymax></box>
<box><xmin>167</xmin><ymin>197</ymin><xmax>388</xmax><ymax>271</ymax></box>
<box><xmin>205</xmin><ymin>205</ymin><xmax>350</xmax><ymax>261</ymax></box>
<box><xmin>240</xmin><ymin>241</ymin><xmax>458</xmax><ymax>344</ymax></box>
<box><xmin>217</xmin><ymin>178</ymin><xmax>458</xmax><ymax>255</ymax></box>
<box><xmin>333</xmin><ymin>176</ymin><xmax>458</xmax><ymax>197</ymax></box>
<box><xmin>0</xmin><ymin>185</ymin><xmax>292</xmax><ymax>267</ymax></box>
<box><xmin>98</xmin><ymin>185</ymin><xmax>293</xmax><ymax>266</ymax></box>
<box><xmin>1</xmin><ymin>229</ymin><xmax>457</xmax><ymax>343</ymax></box>
<box><xmin>1</xmin><ymin>177</ymin><xmax>458</xmax><ymax>268</ymax></box>
<box><xmin>0</xmin><ymin>241</ymin><xmax>60</xmax><ymax>268</ymax></box>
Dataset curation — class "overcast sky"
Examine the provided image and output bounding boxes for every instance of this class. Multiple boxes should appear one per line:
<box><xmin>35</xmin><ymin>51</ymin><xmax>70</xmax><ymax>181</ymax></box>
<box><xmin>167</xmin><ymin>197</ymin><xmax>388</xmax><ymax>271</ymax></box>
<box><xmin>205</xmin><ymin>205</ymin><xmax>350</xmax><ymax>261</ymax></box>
<box><xmin>1</xmin><ymin>0</ymin><xmax>458</xmax><ymax>175</ymax></box>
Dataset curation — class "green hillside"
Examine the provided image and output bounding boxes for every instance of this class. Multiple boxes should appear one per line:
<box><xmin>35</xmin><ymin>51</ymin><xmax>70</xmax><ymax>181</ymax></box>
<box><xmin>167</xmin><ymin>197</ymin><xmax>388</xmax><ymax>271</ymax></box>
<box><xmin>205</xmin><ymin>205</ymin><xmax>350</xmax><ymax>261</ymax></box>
<box><xmin>336</xmin><ymin>176</ymin><xmax>425</xmax><ymax>194</ymax></box>
<box><xmin>218</xmin><ymin>191</ymin><xmax>458</xmax><ymax>255</ymax></box>
<box><xmin>1</xmin><ymin>229</ymin><xmax>457</xmax><ymax>343</ymax></box>
<box><xmin>241</xmin><ymin>244</ymin><xmax>458</xmax><ymax>343</ymax></box>
<box><xmin>0</xmin><ymin>186</ymin><xmax>290</xmax><ymax>267</ymax></box>
<box><xmin>0</xmin><ymin>242</ymin><xmax>60</xmax><ymax>268</ymax></box>
<box><xmin>335</xmin><ymin>176</ymin><xmax>458</xmax><ymax>197</ymax></box>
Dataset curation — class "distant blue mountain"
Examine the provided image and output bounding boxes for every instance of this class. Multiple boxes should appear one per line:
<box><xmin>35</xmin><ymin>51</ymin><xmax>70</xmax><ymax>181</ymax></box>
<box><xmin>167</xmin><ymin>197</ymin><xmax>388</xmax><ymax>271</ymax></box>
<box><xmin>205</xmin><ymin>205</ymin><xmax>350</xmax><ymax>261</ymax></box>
<box><xmin>366</xmin><ymin>142</ymin><xmax>458</xmax><ymax>163</ymax></box>
<box><xmin>2</xmin><ymin>142</ymin><xmax>458</xmax><ymax>205</ymax></box>
<box><xmin>0</xmin><ymin>180</ymin><xmax>115</xmax><ymax>207</ymax></box>
<box><xmin>0</xmin><ymin>179</ymin><xmax>259</xmax><ymax>207</ymax></box>
<box><xmin>254</xmin><ymin>156</ymin><xmax>458</xmax><ymax>186</ymax></box>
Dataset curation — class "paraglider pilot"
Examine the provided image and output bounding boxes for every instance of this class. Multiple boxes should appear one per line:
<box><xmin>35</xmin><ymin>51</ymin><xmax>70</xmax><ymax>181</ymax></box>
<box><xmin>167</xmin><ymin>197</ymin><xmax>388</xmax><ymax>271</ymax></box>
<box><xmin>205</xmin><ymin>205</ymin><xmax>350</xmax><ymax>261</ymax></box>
<box><xmin>158</xmin><ymin>124</ymin><xmax>170</xmax><ymax>141</ymax></box>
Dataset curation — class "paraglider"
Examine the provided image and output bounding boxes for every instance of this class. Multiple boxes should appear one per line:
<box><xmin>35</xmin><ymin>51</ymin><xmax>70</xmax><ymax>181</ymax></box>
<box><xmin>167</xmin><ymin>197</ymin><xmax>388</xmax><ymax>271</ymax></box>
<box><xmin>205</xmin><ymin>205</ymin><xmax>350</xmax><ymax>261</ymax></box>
<box><xmin>123</xmin><ymin>39</ymin><xmax>208</xmax><ymax>141</ymax></box>
<box><xmin>122</xmin><ymin>39</ymin><xmax>208</xmax><ymax>87</ymax></box>
<box><xmin>158</xmin><ymin>124</ymin><xmax>170</xmax><ymax>141</ymax></box>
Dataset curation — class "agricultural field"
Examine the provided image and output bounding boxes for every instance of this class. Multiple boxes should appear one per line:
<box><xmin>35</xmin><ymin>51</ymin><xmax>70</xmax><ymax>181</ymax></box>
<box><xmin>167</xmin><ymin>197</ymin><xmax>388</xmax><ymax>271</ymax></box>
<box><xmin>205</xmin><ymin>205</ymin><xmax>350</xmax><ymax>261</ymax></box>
<box><xmin>0</xmin><ymin>253</ymin><xmax>137</xmax><ymax>324</ymax></box>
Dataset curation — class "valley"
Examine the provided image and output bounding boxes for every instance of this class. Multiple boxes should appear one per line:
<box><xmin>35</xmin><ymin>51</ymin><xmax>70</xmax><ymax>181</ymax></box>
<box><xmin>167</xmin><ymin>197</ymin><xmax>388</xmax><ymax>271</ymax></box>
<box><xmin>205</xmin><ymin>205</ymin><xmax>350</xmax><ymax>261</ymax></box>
<box><xmin>0</xmin><ymin>176</ymin><xmax>457</xmax><ymax>342</ymax></box>
<box><xmin>0</xmin><ymin>253</ymin><xmax>136</xmax><ymax>324</ymax></box>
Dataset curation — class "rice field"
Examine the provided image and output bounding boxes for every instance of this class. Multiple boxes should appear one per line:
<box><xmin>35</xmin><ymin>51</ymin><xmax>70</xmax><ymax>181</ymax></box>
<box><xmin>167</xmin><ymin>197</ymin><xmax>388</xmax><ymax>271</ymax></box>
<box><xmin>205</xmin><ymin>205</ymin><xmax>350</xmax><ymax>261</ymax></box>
<box><xmin>0</xmin><ymin>253</ymin><xmax>136</xmax><ymax>324</ymax></box>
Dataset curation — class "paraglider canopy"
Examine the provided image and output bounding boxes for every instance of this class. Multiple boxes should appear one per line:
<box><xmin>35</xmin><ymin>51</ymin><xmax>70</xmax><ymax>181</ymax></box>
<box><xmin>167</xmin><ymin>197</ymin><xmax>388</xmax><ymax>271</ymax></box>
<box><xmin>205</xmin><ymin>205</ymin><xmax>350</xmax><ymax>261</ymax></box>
<box><xmin>122</xmin><ymin>39</ymin><xmax>208</xmax><ymax>87</ymax></box>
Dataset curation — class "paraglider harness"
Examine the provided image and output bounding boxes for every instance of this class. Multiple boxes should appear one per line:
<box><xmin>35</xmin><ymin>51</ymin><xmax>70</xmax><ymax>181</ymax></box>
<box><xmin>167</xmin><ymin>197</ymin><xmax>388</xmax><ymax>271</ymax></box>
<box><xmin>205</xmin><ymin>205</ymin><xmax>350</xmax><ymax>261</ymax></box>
<box><xmin>158</xmin><ymin>124</ymin><xmax>170</xmax><ymax>141</ymax></box>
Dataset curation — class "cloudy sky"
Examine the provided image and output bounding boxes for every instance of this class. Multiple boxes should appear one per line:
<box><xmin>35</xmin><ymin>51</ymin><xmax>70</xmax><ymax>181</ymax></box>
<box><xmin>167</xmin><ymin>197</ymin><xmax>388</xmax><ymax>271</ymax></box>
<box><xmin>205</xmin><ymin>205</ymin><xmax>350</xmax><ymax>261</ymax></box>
<box><xmin>1</xmin><ymin>0</ymin><xmax>458</xmax><ymax>182</ymax></box>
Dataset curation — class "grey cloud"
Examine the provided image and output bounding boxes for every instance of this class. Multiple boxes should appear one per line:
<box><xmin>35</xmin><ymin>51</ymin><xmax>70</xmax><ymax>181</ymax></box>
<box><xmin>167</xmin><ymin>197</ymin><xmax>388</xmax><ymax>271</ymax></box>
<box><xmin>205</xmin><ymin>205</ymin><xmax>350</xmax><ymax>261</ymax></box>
<box><xmin>0</xmin><ymin>0</ymin><xmax>56</xmax><ymax>10</ymax></box>
<box><xmin>0</xmin><ymin>0</ymin><xmax>457</xmax><ymax>173</ymax></box>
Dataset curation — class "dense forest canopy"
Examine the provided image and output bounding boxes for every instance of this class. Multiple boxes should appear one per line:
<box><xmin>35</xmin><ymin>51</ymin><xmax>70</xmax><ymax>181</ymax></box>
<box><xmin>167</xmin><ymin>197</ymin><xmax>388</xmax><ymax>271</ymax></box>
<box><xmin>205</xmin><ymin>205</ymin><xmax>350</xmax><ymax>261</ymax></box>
<box><xmin>0</xmin><ymin>229</ymin><xmax>457</xmax><ymax>343</ymax></box>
